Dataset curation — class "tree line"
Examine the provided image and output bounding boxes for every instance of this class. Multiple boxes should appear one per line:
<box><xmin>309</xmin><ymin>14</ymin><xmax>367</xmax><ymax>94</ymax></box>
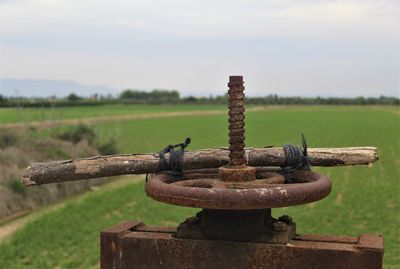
<box><xmin>0</xmin><ymin>89</ymin><xmax>398</xmax><ymax>108</ymax></box>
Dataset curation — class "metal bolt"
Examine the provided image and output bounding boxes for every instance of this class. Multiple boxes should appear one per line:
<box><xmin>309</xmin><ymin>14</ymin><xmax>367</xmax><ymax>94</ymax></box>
<box><xmin>219</xmin><ymin>76</ymin><xmax>255</xmax><ymax>182</ymax></box>
<box><xmin>273</xmin><ymin>221</ymin><xmax>289</xmax><ymax>232</ymax></box>
<box><xmin>278</xmin><ymin>215</ymin><xmax>293</xmax><ymax>225</ymax></box>
<box><xmin>227</xmin><ymin>76</ymin><xmax>246</xmax><ymax>167</ymax></box>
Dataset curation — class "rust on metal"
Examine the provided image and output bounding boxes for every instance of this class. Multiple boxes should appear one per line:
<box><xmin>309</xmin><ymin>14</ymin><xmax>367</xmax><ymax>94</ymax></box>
<box><xmin>100</xmin><ymin>221</ymin><xmax>144</xmax><ymax>269</ymax></box>
<box><xmin>146</xmin><ymin>169</ymin><xmax>331</xmax><ymax>209</ymax></box>
<box><xmin>101</xmin><ymin>222</ymin><xmax>384</xmax><ymax>269</ymax></box>
<box><xmin>219</xmin><ymin>75</ymin><xmax>257</xmax><ymax>182</ymax></box>
<box><xmin>227</xmin><ymin>75</ymin><xmax>246</xmax><ymax>167</ymax></box>
<box><xmin>218</xmin><ymin>165</ymin><xmax>256</xmax><ymax>182</ymax></box>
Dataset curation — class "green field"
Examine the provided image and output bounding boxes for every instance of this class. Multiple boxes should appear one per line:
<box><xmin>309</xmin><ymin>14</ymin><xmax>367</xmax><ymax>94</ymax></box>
<box><xmin>0</xmin><ymin>104</ymin><xmax>226</xmax><ymax>124</ymax></box>
<box><xmin>0</xmin><ymin>105</ymin><xmax>399</xmax><ymax>268</ymax></box>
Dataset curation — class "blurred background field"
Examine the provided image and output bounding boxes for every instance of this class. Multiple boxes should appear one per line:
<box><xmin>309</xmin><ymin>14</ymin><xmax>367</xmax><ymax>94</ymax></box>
<box><xmin>0</xmin><ymin>104</ymin><xmax>398</xmax><ymax>268</ymax></box>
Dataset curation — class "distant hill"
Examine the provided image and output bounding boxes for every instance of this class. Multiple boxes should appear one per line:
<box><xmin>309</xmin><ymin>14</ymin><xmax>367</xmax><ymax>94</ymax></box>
<box><xmin>0</xmin><ymin>79</ymin><xmax>117</xmax><ymax>97</ymax></box>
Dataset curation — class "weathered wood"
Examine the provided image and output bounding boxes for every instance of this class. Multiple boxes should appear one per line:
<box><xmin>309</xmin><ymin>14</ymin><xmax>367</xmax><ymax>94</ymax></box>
<box><xmin>22</xmin><ymin>147</ymin><xmax>378</xmax><ymax>186</ymax></box>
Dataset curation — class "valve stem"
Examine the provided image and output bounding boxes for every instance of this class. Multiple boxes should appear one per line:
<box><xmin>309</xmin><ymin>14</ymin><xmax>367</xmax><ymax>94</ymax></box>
<box><xmin>218</xmin><ymin>76</ymin><xmax>256</xmax><ymax>182</ymax></box>
<box><xmin>227</xmin><ymin>76</ymin><xmax>246</xmax><ymax>167</ymax></box>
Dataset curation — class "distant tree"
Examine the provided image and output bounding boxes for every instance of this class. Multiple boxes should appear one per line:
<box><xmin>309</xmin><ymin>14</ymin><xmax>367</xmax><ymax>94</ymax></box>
<box><xmin>120</xmin><ymin>89</ymin><xmax>146</xmax><ymax>100</ymax></box>
<box><xmin>184</xmin><ymin>96</ymin><xmax>197</xmax><ymax>102</ymax></box>
<box><xmin>0</xmin><ymin>94</ymin><xmax>9</xmax><ymax>107</ymax></box>
<box><xmin>67</xmin><ymin>93</ymin><xmax>81</xmax><ymax>102</ymax></box>
<box><xmin>120</xmin><ymin>89</ymin><xmax>180</xmax><ymax>103</ymax></box>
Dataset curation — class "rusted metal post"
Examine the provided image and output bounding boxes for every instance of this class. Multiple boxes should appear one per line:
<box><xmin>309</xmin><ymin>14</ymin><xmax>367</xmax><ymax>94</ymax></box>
<box><xmin>227</xmin><ymin>75</ymin><xmax>246</xmax><ymax>166</ymax></box>
<box><xmin>219</xmin><ymin>76</ymin><xmax>256</xmax><ymax>182</ymax></box>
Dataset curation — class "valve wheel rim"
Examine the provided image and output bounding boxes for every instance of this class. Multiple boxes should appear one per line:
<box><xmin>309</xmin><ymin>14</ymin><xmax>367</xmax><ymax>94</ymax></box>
<box><xmin>145</xmin><ymin>169</ymin><xmax>332</xmax><ymax>210</ymax></box>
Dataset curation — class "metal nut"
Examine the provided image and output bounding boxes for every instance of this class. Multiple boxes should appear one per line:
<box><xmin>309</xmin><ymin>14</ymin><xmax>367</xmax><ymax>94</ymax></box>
<box><xmin>278</xmin><ymin>215</ymin><xmax>293</xmax><ymax>225</ymax></box>
<box><xmin>273</xmin><ymin>221</ymin><xmax>288</xmax><ymax>232</ymax></box>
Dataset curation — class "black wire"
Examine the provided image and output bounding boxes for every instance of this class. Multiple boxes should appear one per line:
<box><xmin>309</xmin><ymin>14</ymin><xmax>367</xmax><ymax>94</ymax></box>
<box><xmin>281</xmin><ymin>133</ymin><xmax>311</xmax><ymax>183</ymax></box>
<box><xmin>146</xmin><ymin>137</ymin><xmax>191</xmax><ymax>182</ymax></box>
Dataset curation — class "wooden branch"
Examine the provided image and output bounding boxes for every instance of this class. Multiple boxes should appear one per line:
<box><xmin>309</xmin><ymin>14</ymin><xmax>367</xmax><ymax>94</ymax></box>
<box><xmin>22</xmin><ymin>147</ymin><xmax>378</xmax><ymax>186</ymax></box>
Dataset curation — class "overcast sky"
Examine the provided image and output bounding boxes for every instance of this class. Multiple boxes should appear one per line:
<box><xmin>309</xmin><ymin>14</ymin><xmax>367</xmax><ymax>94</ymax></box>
<box><xmin>0</xmin><ymin>0</ymin><xmax>399</xmax><ymax>97</ymax></box>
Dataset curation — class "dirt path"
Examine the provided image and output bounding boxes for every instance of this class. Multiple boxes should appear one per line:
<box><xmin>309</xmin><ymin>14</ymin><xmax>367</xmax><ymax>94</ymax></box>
<box><xmin>0</xmin><ymin>110</ymin><xmax>222</xmax><ymax>129</ymax></box>
<box><xmin>0</xmin><ymin>106</ymin><xmax>273</xmax><ymax>130</ymax></box>
<box><xmin>0</xmin><ymin>176</ymin><xmax>142</xmax><ymax>243</ymax></box>
<box><xmin>371</xmin><ymin>106</ymin><xmax>400</xmax><ymax>116</ymax></box>
<box><xmin>0</xmin><ymin>212</ymin><xmax>33</xmax><ymax>242</ymax></box>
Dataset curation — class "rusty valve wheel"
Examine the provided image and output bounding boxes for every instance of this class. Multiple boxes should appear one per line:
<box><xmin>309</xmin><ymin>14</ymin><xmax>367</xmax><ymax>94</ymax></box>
<box><xmin>146</xmin><ymin>76</ymin><xmax>331</xmax><ymax>210</ymax></box>
<box><xmin>146</xmin><ymin>169</ymin><xmax>331</xmax><ymax>209</ymax></box>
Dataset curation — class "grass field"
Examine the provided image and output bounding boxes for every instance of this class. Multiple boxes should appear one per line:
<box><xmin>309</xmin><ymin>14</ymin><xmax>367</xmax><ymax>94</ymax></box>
<box><xmin>0</xmin><ymin>104</ymin><xmax>226</xmax><ymax>125</ymax></box>
<box><xmin>0</xmin><ymin>105</ymin><xmax>399</xmax><ymax>268</ymax></box>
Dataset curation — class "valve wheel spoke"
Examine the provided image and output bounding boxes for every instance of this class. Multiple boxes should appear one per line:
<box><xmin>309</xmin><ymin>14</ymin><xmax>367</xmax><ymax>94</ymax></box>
<box><xmin>170</xmin><ymin>171</ymin><xmax>286</xmax><ymax>190</ymax></box>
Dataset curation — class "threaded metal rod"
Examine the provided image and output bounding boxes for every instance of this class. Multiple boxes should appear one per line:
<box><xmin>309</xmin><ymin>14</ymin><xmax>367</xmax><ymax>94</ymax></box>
<box><xmin>227</xmin><ymin>76</ymin><xmax>246</xmax><ymax>166</ymax></box>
